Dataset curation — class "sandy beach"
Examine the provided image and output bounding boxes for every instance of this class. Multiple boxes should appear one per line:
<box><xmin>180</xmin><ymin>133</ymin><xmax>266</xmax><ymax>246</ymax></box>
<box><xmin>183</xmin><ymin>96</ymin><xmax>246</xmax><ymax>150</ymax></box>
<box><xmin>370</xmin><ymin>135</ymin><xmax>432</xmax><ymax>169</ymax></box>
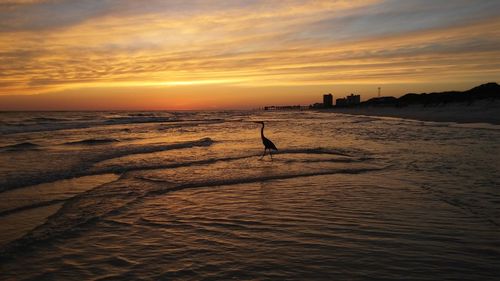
<box><xmin>323</xmin><ymin>100</ymin><xmax>500</xmax><ymax>125</ymax></box>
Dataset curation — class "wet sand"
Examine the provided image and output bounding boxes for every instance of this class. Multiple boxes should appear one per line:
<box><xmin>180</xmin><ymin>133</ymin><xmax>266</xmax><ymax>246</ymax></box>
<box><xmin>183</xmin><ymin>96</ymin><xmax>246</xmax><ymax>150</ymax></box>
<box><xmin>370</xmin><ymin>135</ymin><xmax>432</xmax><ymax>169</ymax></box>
<box><xmin>323</xmin><ymin>100</ymin><xmax>500</xmax><ymax>124</ymax></box>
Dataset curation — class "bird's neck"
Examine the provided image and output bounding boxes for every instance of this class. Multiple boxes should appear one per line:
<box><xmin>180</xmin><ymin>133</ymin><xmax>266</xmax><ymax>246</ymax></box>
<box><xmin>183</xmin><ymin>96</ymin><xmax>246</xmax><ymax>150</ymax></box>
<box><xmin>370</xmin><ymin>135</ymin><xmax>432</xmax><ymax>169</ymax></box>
<box><xmin>260</xmin><ymin>123</ymin><xmax>265</xmax><ymax>139</ymax></box>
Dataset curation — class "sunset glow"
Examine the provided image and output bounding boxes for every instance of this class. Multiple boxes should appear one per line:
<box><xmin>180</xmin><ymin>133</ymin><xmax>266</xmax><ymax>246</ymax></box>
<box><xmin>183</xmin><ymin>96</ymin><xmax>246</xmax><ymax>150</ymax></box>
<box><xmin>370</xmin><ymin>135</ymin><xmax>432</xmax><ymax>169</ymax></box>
<box><xmin>1</xmin><ymin>0</ymin><xmax>500</xmax><ymax>110</ymax></box>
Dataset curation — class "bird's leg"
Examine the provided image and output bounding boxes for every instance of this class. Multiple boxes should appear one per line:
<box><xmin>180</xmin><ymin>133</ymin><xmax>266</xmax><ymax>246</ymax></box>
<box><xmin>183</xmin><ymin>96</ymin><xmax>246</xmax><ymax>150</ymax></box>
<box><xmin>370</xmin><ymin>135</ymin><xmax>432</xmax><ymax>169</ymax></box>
<box><xmin>270</xmin><ymin>150</ymin><xmax>273</xmax><ymax>160</ymax></box>
<box><xmin>261</xmin><ymin>148</ymin><xmax>266</xmax><ymax>159</ymax></box>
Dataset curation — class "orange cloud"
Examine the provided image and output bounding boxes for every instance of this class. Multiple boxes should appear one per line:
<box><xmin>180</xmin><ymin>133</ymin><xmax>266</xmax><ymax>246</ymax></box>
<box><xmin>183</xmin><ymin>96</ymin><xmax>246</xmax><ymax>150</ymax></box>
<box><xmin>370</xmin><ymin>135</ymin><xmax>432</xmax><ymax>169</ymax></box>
<box><xmin>0</xmin><ymin>0</ymin><xmax>499</xmax><ymax>109</ymax></box>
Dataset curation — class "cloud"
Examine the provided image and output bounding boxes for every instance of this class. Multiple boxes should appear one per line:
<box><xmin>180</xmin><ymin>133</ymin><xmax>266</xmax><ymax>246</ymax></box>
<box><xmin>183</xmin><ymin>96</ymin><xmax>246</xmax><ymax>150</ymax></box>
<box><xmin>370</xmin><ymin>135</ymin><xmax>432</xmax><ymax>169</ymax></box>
<box><xmin>0</xmin><ymin>0</ymin><xmax>499</xmax><ymax>100</ymax></box>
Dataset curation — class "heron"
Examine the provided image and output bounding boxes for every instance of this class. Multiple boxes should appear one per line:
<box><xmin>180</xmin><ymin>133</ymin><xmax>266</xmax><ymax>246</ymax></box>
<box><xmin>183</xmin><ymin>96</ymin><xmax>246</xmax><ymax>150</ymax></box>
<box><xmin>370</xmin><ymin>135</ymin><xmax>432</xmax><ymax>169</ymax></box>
<box><xmin>254</xmin><ymin>121</ymin><xmax>278</xmax><ymax>159</ymax></box>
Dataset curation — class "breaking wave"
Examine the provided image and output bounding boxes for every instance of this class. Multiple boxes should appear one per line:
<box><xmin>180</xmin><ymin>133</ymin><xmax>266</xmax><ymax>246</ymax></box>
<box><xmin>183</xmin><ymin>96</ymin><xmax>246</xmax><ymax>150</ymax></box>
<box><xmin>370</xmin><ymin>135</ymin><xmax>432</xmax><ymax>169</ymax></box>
<box><xmin>0</xmin><ymin>142</ymin><xmax>40</xmax><ymax>152</ymax></box>
<box><xmin>64</xmin><ymin>138</ymin><xmax>120</xmax><ymax>145</ymax></box>
<box><xmin>27</xmin><ymin>117</ymin><xmax>71</xmax><ymax>122</ymax></box>
<box><xmin>0</xmin><ymin>142</ymin><xmax>381</xmax><ymax>257</ymax></box>
<box><xmin>104</xmin><ymin>116</ymin><xmax>173</xmax><ymax>125</ymax></box>
<box><xmin>0</xmin><ymin>113</ymin><xmax>225</xmax><ymax>135</ymax></box>
<box><xmin>0</xmin><ymin>138</ymin><xmax>214</xmax><ymax>192</ymax></box>
<box><xmin>0</xmin><ymin>159</ymin><xmax>381</xmax><ymax>258</ymax></box>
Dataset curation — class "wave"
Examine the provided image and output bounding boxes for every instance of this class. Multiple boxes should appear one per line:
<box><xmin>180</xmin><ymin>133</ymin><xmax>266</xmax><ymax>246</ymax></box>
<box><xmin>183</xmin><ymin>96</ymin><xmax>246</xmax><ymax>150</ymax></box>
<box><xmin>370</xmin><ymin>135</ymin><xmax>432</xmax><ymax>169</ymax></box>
<box><xmin>0</xmin><ymin>163</ymin><xmax>382</xmax><ymax>258</ymax></box>
<box><xmin>0</xmin><ymin>138</ymin><xmax>215</xmax><ymax>192</ymax></box>
<box><xmin>350</xmin><ymin>116</ymin><xmax>379</xmax><ymax>124</ymax></box>
<box><xmin>104</xmin><ymin>116</ymin><xmax>173</xmax><ymax>125</ymax></box>
<box><xmin>0</xmin><ymin>141</ymin><xmax>379</xmax><ymax>256</ymax></box>
<box><xmin>140</xmin><ymin>167</ymin><xmax>382</xmax><ymax>194</ymax></box>
<box><xmin>419</xmin><ymin>184</ymin><xmax>500</xmax><ymax>227</ymax></box>
<box><xmin>1</xmin><ymin>114</ymin><xmax>228</xmax><ymax>135</ymax></box>
<box><xmin>76</xmin><ymin>154</ymin><xmax>321</xmax><ymax>179</ymax></box>
<box><xmin>0</xmin><ymin>122</ymin><xmax>92</xmax><ymax>135</ymax></box>
<box><xmin>450</xmin><ymin>122</ymin><xmax>500</xmax><ymax>131</ymax></box>
<box><xmin>0</xmin><ymin>142</ymin><xmax>40</xmax><ymax>152</ymax></box>
<box><xmin>0</xmin><ymin>173</ymin><xmax>121</xmax><ymax>220</ymax></box>
<box><xmin>127</xmin><ymin>113</ymin><xmax>164</xmax><ymax>117</ymax></box>
<box><xmin>156</xmin><ymin>119</ymin><xmax>225</xmax><ymax>131</ymax></box>
<box><xmin>27</xmin><ymin>117</ymin><xmax>71</xmax><ymax>122</ymax></box>
<box><xmin>278</xmin><ymin>147</ymin><xmax>355</xmax><ymax>157</ymax></box>
<box><xmin>87</xmin><ymin>146</ymin><xmax>371</xmax><ymax>176</ymax></box>
<box><xmin>0</xmin><ymin>199</ymin><xmax>66</xmax><ymax>218</ymax></box>
<box><xmin>0</xmin><ymin>140</ymin><xmax>371</xmax><ymax>195</ymax></box>
<box><xmin>65</xmin><ymin>138</ymin><xmax>120</xmax><ymax>145</ymax></box>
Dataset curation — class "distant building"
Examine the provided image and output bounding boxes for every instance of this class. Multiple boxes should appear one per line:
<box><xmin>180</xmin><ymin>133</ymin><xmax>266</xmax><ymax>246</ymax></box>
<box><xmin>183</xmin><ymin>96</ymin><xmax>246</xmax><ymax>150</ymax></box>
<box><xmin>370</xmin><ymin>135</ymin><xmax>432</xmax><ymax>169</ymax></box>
<box><xmin>336</xmin><ymin>94</ymin><xmax>361</xmax><ymax>107</ymax></box>
<box><xmin>346</xmin><ymin>94</ymin><xmax>361</xmax><ymax>105</ymax></box>
<box><xmin>335</xmin><ymin>98</ymin><xmax>347</xmax><ymax>107</ymax></box>
<box><xmin>323</xmin><ymin>94</ymin><xmax>333</xmax><ymax>108</ymax></box>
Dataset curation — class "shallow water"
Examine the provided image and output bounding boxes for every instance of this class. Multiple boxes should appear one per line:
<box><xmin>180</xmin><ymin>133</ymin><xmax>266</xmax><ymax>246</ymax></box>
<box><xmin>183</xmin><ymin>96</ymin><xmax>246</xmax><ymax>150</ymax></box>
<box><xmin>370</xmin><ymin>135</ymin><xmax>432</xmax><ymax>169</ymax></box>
<box><xmin>0</xmin><ymin>110</ymin><xmax>499</xmax><ymax>280</ymax></box>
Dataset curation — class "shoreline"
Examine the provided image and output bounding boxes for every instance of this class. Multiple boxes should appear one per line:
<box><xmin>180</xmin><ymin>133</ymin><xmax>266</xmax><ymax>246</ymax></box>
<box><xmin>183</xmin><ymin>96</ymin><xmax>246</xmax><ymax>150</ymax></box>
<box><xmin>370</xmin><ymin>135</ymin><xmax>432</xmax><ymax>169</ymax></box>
<box><xmin>320</xmin><ymin>100</ymin><xmax>500</xmax><ymax>125</ymax></box>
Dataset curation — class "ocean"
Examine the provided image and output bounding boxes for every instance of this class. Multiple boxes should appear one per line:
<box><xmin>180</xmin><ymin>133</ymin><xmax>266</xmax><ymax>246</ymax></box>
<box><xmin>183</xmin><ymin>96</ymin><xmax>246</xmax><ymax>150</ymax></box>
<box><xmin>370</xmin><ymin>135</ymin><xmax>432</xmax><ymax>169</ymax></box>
<box><xmin>0</xmin><ymin>110</ymin><xmax>499</xmax><ymax>280</ymax></box>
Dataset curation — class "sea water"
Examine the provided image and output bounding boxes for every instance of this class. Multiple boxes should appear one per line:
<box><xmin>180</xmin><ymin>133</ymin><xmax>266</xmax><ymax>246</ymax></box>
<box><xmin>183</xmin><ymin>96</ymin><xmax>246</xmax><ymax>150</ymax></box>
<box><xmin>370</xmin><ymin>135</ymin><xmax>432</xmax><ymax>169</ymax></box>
<box><xmin>0</xmin><ymin>110</ymin><xmax>499</xmax><ymax>280</ymax></box>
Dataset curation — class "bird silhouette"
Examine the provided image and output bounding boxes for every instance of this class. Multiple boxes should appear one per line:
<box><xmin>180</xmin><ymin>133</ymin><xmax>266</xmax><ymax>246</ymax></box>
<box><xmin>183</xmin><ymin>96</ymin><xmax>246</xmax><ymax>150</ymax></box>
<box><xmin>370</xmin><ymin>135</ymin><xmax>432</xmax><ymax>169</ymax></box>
<box><xmin>254</xmin><ymin>121</ymin><xmax>278</xmax><ymax>159</ymax></box>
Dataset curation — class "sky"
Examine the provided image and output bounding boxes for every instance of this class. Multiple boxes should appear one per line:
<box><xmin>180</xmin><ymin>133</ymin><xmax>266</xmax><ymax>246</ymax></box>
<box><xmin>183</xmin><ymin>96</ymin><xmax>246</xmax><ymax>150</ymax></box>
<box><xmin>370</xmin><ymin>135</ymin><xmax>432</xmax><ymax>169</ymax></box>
<box><xmin>0</xmin><ymin>0</ymin><xmax>499</xmax><ymax>110</ymax></box>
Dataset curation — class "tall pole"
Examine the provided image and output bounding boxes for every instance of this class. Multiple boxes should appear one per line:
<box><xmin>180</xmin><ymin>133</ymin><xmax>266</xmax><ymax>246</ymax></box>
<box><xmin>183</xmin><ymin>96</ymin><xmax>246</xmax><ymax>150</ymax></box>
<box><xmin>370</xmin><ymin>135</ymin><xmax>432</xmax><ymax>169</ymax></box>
<box><xmin>378</xmin><ymin>87</ymin><xmax>381</xmax><ymax>97</ymax></box>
